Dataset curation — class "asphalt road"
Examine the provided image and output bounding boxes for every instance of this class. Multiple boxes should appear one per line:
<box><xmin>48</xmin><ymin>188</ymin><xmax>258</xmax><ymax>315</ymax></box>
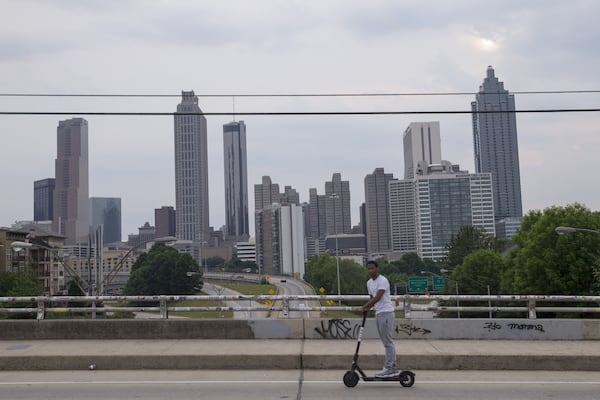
<box><xmin>203</xmin><ymin>282</ymin><xmax>268</xmax><ymax>319</ymax></box>
<box><xmin>2</xmin><ymin>370</ymin><xmax>600</xmax><ymax>400</ymax></box>
<box><xmin>269</xmin><ymin>275</ymin><xmax>317</xmax><ymax>319</ymax></box>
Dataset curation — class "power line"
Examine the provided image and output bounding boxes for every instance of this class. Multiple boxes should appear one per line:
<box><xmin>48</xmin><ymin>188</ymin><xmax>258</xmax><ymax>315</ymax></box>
<box><xmin>0</xmin><ymin>90</ymin><xmax>600</xmax><ymax>98</ymax></box>
<box><xmin>0</xmin><ymin>109</ymin><xmax>599</xmax><ymax>116</ymax></box>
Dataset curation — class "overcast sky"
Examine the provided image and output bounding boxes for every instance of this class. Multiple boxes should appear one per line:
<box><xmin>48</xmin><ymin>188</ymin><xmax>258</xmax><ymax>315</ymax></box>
<box><xmin>1</xmin><ymin>0</ymin><xmax>600</xmax><ymax>239</ymax></box>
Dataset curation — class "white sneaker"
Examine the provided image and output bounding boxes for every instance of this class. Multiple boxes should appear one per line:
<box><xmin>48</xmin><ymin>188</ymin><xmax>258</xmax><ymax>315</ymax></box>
<box><xmin>375</xmin><ymin>368</ymin><xmax>399</xmax><ymax>378</ymax></box>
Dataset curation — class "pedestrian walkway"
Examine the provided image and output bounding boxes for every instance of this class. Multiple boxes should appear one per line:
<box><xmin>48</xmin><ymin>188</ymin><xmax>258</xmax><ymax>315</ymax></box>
<box><xmin>1</xmin><ymin>339</ymin><xmax>599</xmax><ymax>371</ymax></box>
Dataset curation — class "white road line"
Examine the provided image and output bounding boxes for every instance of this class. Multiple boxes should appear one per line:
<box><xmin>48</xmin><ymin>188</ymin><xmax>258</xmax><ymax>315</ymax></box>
<box><xmin>1</xmin><ymin>380</ymin><xmax>600</xmax><ymax>385</ymax></box>
<box><xmin>0</xmin><ymin>381</ymin><xmax>300</xmax><ymax>385</ymax></box>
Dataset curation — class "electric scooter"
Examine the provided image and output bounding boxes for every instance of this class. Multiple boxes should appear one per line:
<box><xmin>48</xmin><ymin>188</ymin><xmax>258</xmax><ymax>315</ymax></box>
<box><xmin>343</xmin><ymin>311</ymin><xmax>415</xmax><ymax>388</ymax></box>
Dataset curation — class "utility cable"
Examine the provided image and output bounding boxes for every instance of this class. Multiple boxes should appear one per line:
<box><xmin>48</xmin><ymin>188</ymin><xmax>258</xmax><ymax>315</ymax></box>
<box><xmin>0</xmin><ymin>90</ymin><xmax>600</xmax><ymax>98</ymax></box>
<box><xmin>0</xmin><ymin>109</ymin><xmax>599</xmax><ymax>116</ymax></box>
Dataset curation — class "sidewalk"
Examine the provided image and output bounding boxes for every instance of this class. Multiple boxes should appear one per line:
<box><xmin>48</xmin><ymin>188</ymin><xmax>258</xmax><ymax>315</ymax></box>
<box><xmin>1</xmin><ymin>339</ymin><xmax>600</xmax><ymax>371</ymax></box>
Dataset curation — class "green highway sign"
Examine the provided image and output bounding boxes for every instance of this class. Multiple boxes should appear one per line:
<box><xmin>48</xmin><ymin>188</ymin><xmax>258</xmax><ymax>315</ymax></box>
<box><xmin>408</xmin><ymin>276</ymin><xmax>428</xmax><ymax>292</ymax></box>
<box><xmin>432</xmin><ymin>276</ymin><xmax>446</xmax><ymax>291</ymax></box>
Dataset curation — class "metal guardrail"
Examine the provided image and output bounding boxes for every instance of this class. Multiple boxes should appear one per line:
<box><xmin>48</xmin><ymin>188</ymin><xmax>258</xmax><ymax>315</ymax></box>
<box><xmin>1</xmin><ymin>294</ymin><xmax>600</xmax><ymax>320</ymax></box>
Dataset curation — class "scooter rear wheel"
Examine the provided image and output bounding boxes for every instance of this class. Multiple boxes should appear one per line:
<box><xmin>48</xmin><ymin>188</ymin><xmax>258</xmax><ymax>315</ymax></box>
<box><xmin>399</xmin><ymin>371</ymin><xmax>415</xmax><ymax>387</ymax></box>
<box><xmin>343</xmin><ymin>371</ymin><xmax>360</xmax><ymax>387</ymax></box>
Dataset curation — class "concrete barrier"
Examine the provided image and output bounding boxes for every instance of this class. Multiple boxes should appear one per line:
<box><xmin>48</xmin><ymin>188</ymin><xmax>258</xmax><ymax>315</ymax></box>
<box><xmin>306</xmin><ymin>318</ymin><xmax>591</xmax><ymax>340</ymax></box>
<box><xmin>1</xmin><ymin>318</ymin><xmax>600</xmax><ymax>340</ymax></box>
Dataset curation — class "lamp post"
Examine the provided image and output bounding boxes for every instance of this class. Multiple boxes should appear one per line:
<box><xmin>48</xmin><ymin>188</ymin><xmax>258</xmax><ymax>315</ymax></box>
<box><xmin>330</xmin><ymin>193</ymin><xmax>341</xmax><ymax>306</ymax></box>
<box><xmin>200</xmin><ymin>240</ymin><xmax>208</xmax><ymax>273</ymax></box>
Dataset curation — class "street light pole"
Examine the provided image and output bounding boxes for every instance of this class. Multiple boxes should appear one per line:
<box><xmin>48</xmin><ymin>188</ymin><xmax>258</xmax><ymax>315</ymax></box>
<box><xmin>201</xmin><ymin>240</ymin><xmax>208</xmax><ymax>273</ymax></box>
<box><xmin>330</xmin><ymin>193</ymin><xmax>341</xmax><ymax>306</ymax></box>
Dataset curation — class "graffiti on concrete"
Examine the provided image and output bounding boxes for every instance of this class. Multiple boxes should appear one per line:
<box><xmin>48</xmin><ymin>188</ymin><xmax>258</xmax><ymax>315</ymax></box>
<box><xmin>484</xmin><ymin>321</ymin><xmax>546</xmax><ymax>333</ymax></box>
<box><xmin>396</xmin><ymin>323</ymin><xmax>431</xmax><ymax>336</ymax></box>
<box><xmin>314</xmin><ymin>319</ymin><xmax>361</xmax><ymax>339</ymax></box>
<box><xmin>507</xmin><ymin>323</ymin><xmax>545</xmax><ymax>332</ymax></box>
<box><xmin>483</xmin><ymin>321</ymin><xmax>502</xmax><ymax>332</ymax></box>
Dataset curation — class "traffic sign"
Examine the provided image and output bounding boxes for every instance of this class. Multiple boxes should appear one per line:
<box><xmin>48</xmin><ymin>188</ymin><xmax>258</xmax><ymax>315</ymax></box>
<box><xmin>408</xmin><ymin>276</ymin><xmax>428</xmax><ymax>292</ymax></box>
<box><xmin>432</xmin><ymin>276</ymin><xmax>446</xmax><ymax>291</ymax></box>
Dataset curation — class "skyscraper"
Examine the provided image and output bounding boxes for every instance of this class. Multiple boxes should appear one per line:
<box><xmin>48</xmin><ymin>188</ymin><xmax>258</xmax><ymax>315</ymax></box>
<box><xmin>281</xmin><ymin>186</ymin><xmax>300</xmax><ymax>205</ymax></box>
<box><xmin>254</xmin><ymin>176</ymin><xmax>280</xmax><ymax>210</ymax></box>
<box><xmin>155</xmin><ymin>206</ymin><xmax>176</xmax><ymax>238</ymax></box>
<box><xmin>90</xmin><ymin>197</ymin><xmax>122</xmax><ymax>244</ymax></box>
<box><xmin>389</xmin><ymin>179</ymin><xmax>417</xmax><ymax>253</ymax></box>
<box><xmin>174</xmin><ymin>91</ymin><xmax>209</xmax><ymax>261</ymax></box>
<box><xmin>255</xmin><ymin>203</ymin><xmax>304</xmax><ymax>276</ymax></box>
<box><xmin>223</xmin><ymin>121</ymin><xmax>249</xmax><ymax>241</ymax></box>
<box><xmin>403</xmin><ymin>122</ymin><xmax>442</xmax><ymax>179</ymax></box>
<box><xmin>364</xmin><ymin>168</ymin><xmax>394</xmax><ymax>254</ymax></box>
<box><xmin>34</xmin><ymin>178</ymin><xmax>55</xmax><ymax>222</ymax></box>
<box><xmin>307</xmin><ymin>188</ymin><xmax>326</xmax><ymax>239</ymax></box>
<box><xmin>472</xmin><ymin>66</ymin><xmax>523</xmax><ymax>225</ymax></box>
<box><xmin>325</xmin><ymin>173</ymin><xmax>351</xmax><ymax>235</ymax></box>
<box><xmin>413</xmin><ymin>162</ymin><xmax>495</xmax><ymax>261</ymax></box>
<box><xmin>52</xmin><ymin>118</ymin><xmax>89</xmax><ymax>245</ymax></box>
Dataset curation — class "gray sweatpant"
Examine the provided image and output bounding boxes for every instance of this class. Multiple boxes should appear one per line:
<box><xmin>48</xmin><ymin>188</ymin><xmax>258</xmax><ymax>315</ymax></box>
<box><xmin>375</xmin><ymin>311</ymin><xmax>397</xmax><ymax>370</ymax></box>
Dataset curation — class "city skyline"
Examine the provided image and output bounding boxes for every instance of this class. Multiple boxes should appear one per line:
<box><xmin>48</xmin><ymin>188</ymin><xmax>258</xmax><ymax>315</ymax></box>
<box><xmin>1</xmin><ymin>2</ymin><xmax>600</xmax><ymax>238</ymax></box>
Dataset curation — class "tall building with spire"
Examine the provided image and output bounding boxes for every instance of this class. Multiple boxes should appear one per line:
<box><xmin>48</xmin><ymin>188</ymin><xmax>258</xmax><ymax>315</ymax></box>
<box><xmin>52</xmin><ymin>118</ymin><xmax>89</xmax><ymax>245</ymax></box>
<box><xmin>174</xmin><ymin>91</ymin><xmax>209</xmax><ymax>261</ymax></box>
<box><xmin>472</xmin><ymin>66</ymin><xmax>523</xmax><ymax>231</ymax></box>
<box><xmin>223</xmin><ymin>120</ymin><xmax>249</xmax><ymax>241</ymax></box>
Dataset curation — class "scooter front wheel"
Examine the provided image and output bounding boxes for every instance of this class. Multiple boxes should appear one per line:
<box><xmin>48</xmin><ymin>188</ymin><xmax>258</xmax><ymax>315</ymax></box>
<box><xmin>343</xmin><ymin>370</ymin><xmax>360</xmax><ymax>388</ymax></box>
<box><xmin>399</xmin><ymin>371</ymin><xmax>415</xmax><ymax>387</ymax></box>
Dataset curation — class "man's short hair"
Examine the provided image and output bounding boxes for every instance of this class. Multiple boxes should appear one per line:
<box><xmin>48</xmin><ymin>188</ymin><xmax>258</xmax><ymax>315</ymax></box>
<box><xmin>366</xmin><ymin>260</ymin><xmax>378</xmax><ymax>268</ymax></box>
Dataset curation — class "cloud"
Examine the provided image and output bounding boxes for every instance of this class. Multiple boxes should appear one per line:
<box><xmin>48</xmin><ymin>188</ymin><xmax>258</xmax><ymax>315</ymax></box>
<box><xmin>1</xmin><ymin>0</ymin><xmax>600</xmax><ymax>237</ymax></box>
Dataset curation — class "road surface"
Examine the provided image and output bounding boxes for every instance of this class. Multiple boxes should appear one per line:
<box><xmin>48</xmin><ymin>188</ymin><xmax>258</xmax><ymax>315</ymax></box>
<box><xmin>2</xmin><ymin>370</ymin><xmax>599</xmax><ymax>400</ymax></box>
<box><xmin>203</xmin><ymin>282</ymin><xmax>268</xmax><ymax>319</ymax></box>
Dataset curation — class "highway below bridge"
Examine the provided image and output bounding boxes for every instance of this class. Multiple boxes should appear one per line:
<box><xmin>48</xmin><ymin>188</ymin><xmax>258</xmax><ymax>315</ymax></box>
<box><xmin>203</xmin><ymin>273</ymin><xmax>321</xmax><ymax>319</ymax></box>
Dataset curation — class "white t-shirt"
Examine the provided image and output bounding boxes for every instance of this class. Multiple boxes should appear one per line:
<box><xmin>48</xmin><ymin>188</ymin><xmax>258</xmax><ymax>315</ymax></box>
<box><xmin>366</xmin><ymin>275</ymin><xmax>395</xmax><ymax>314</ymax></box>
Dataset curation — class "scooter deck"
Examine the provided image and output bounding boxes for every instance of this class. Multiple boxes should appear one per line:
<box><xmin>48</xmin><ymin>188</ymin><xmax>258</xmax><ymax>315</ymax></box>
<box><xmin>363</xmin><ymin>376</ymin><xmax>403</xmax><ymax>382</ymax></box>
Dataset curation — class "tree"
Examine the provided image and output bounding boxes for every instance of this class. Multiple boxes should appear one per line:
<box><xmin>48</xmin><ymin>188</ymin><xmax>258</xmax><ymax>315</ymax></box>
<box><xmin>123</xmin><ymin>243</ymin><xmax>202</xmax><ymax>295</ymax></box>
<box><xmin>0</xmin><ymin>269</ymin><xmax>42</xmax><ymax>319</ymax></box>
<box><xmin>448</xmin><ymin>249</ymin><xmax>504</xmax><ymax>295</ymax></box>
<box><xmin>502</xmin><ymin>203</ymin><xmax>600</xmax><ymax>295</ymax></box>
<box><xmin>444</xmin><ymin>225</ymin><xmax>496</xmax><ymax>269</ymax></box>
<box><xmin>304</xmin><ymin>254</ymin><xmax>367</xmax><ymax>295</ymax></box>
<box><xmin>223</xmin><ymin>255</ymin><xmax>256</xmax><ymax>272</ymax></box>
<box><xmin>207</xmin><ymin>256</ymin><xmax>225</xmax><ymax>271</ymax></box>
<box><xmin>0</xmin><ymin>269</ymin><xmax>41</xmax><ymax>297</ymax></box>
<box><xmin>381</xmin><ymin>253</ymin><xmax>425</xmax><ymax>276</ymax></box>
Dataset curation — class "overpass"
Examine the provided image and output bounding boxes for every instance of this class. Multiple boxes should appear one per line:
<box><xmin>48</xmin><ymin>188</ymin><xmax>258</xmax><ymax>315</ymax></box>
<box><xmin>2</xmin><ymin>281</ymin><xmax>600</xmax><ymax>371</ymax></box>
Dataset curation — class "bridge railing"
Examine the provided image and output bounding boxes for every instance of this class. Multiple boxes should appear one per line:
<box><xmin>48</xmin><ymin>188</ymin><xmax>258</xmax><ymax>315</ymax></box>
<box><xmin>1</xmin><ymin>294</ymin><xmax>599</xmax><ymax>320</ymax></box>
